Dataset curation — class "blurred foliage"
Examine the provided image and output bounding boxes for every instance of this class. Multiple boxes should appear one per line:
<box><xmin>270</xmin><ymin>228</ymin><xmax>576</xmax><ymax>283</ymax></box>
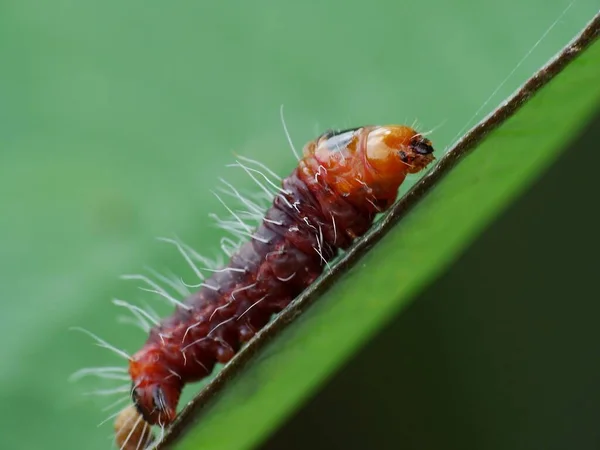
<box><xmin>0</xmin><ymin>1</ymin><xmax>597</xmax><ymax>449</ymax></box>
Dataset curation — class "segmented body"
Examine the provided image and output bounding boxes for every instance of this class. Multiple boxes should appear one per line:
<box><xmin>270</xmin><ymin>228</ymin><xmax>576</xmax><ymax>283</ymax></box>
<box><xmin>128</xmin><ymin>125</ymin><xmax>435</xmax><ymax>426</ymax></box>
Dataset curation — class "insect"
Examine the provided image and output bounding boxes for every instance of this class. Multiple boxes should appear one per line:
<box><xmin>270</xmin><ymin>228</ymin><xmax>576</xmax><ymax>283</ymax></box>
<box><xmin>75</xmin><ymin>124</ymin><xmax>435</xmax><ymax>449</ymax></box>
<box><xmin>127</xmin><ymin>124</ymin><xmax>435</xmax><ymax>427</ymax></box>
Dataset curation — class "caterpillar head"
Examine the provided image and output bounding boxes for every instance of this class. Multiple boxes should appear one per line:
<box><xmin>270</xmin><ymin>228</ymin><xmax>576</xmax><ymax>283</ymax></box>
<box><xmin>129</xmin><ymin>349</ymin><xmax>181</xmax><ymax>426</ymax></box>
<box><xmin>366</xmin><ymin>126</ymin><xmax>435</xmax><ymax>177</ymax></box>
<box><xmin>309</xmin><ymin>125</ymin><xmax>436</xmax><ymax>209</ymax></box>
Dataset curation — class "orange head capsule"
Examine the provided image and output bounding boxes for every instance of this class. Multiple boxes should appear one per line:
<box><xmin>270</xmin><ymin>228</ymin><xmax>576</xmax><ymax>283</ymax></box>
<box><xmin>365</xmin><ymin>125</ymin><xmax>435</xmax><ymax>176</ymax></box>
<box><xmin>305</xmin><ymin>125</ymin><xmax>435</xmax><ymax>208</ymax></box>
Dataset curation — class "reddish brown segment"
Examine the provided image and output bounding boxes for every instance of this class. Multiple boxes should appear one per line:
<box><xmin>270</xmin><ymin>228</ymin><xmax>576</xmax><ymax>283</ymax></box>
<box><xmin>128</xmin><ymin>125</ymin><xmax>435</xmax><ymax>426</ymax></box>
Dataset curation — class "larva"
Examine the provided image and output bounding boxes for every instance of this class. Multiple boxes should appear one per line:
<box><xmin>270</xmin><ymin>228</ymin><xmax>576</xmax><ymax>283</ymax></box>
<box><xmin>74</xmin><ymin>124</ymin><xmax>435</xmax><ymax>449</ymax></box>
<box><xmin>126</xmin><ymin>125</ymin><xmax>435</xmax><ymax>427</ymax></box>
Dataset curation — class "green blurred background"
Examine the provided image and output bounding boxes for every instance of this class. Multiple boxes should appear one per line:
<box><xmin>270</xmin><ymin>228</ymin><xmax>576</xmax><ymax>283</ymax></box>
<box><xmin>0</xmin><ymin>1</ymin><xmax>598</xmax><ymax>449</ymax></box>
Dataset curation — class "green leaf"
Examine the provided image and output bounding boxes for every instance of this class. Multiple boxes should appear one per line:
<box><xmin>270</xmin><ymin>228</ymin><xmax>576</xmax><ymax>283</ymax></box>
<box><xmin>166</xmin><ymin>14</ymin><xmax>600</xmax><ymax>450</ymax></box>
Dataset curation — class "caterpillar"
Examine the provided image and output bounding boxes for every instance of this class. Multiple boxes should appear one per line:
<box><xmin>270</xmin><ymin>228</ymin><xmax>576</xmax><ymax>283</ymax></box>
<box><xmin>76</xmin><ymin>124</ymin><xmax>435</xmax><ymax>448</ymax></box>
<box><xmin>129</xmin><ymin>124</ymin><xmax>434</xmax><ymax>427</ymax></box>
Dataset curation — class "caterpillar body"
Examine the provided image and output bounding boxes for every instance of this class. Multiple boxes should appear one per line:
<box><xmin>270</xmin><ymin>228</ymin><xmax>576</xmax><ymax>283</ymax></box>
<box><xmin>128</xmin><ymin>125</ymin><xmax>434</xmax><ymax>427</ymax></box>
<box><xmin>78</xmin><ymin>124</ymin><xmax>435</xmax><ymax>448</ymax></box>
